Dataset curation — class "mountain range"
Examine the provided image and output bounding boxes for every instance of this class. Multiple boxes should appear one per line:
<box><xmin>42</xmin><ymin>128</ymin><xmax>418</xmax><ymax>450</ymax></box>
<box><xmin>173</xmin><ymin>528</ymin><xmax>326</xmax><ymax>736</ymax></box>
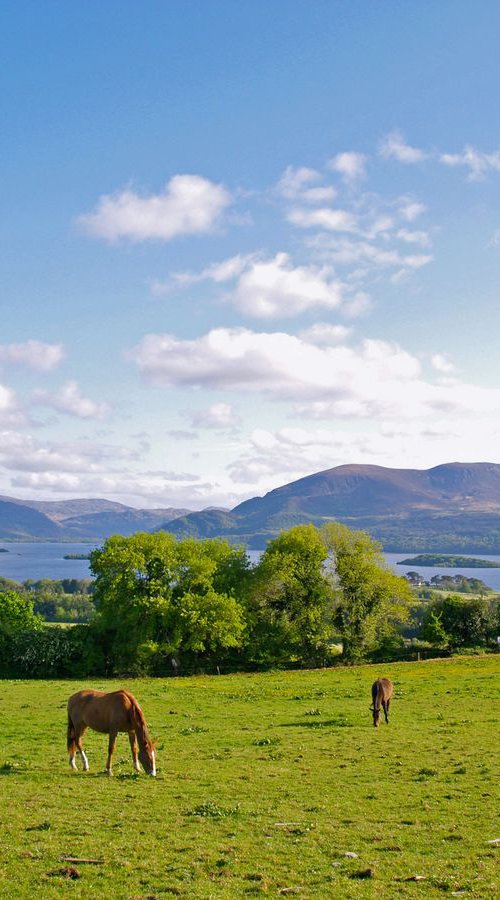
<box><xmin>3</xmin><ymin>462</ymin><xmax>500</xmax><ymax>551</ymax></box>
<box><xmin>0</xmin><ymin>495</ymin><xmax>190</xmax><ymax>542</ymax></box>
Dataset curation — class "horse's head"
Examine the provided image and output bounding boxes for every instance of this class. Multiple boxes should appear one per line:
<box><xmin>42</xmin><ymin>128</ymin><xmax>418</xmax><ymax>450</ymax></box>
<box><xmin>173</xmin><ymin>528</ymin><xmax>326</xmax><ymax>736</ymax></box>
<box><xmin>138</xmin><ymin>739</ymin><xmax>156</xmax><ymax>776</ymax></box>
<box><xmin>369</xmin><ymin>704</ymin><xmax>381</xmax><ymax>728</ymax></box>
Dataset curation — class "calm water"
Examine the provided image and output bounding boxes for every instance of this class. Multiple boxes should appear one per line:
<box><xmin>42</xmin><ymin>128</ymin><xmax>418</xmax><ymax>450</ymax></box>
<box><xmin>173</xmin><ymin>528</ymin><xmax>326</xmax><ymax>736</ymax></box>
<box><xmin>0</xmin><ymin>542</ymin><xmax>97</xmax><ymax>582</ymax></box>
<box><xmin>2</xmin><ymin>542</ymin><xmax>500</xmax><ymax>592</ymax></box>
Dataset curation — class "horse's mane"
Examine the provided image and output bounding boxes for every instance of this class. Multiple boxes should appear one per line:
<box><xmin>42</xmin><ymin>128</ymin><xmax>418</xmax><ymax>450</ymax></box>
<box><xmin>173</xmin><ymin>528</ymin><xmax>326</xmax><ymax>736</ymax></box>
<box><xmin>122</xmin><ymin>691</ymin><xmax>151</xmax><ymax>748</ymax></box>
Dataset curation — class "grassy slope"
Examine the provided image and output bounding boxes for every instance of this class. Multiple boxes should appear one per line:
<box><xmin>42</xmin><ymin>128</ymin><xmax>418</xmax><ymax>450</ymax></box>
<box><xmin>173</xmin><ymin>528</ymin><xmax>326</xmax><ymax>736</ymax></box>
<box><xmin>0</xmin><ymin>657</ymin><xmax>498</xmax><ymax>898</ymax></box>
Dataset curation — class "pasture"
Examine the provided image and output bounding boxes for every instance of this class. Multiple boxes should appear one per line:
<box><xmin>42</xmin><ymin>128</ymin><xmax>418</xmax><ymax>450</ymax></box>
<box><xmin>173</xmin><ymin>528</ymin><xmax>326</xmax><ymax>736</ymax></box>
<box><xmin>0</xmin><ymin>657</ymin><xmax>498</xmax><ymax>898</ymax></box>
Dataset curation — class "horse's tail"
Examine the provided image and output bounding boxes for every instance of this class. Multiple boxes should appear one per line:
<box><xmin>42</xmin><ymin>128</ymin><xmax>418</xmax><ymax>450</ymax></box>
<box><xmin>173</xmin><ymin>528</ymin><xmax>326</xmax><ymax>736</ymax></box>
<box><xmin>67</xmin><ymin>711</ymin><xmax>76</xmax><ymax>754</ymax></box>
<box><xmin>371</xmin><ymin>680</ymin><xmax>380</xmax><ymax>710</ymax></box>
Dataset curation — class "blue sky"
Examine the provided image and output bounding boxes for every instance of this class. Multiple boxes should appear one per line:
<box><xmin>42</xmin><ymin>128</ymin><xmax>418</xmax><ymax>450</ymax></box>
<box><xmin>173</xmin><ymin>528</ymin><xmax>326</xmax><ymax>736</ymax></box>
<box><xmin>2</xmin><ymin>1</ymin><xmax>500</xmax><ymax>509</ymax></box>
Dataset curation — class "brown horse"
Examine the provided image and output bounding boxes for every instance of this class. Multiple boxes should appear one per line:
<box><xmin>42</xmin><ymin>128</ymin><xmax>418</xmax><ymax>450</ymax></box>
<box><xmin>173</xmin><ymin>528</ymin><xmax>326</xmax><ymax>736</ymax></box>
<box><xmin>67</xmin><ymin>689</ymin><xmax>156</xmax><ymax>776</ymax></box>
<box><xmin>370</xmin><ymin>678</ymin><xmax>393</xmax><ymax>727</ymax></box>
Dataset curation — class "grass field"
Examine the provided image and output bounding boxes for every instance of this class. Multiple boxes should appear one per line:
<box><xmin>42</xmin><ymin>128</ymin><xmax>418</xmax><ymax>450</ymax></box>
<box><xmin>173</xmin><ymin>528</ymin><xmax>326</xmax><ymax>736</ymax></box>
<box><xmin>0</xmin><ymin>657</ymin><xmax>498</xmax><ymax>898</ymax></box>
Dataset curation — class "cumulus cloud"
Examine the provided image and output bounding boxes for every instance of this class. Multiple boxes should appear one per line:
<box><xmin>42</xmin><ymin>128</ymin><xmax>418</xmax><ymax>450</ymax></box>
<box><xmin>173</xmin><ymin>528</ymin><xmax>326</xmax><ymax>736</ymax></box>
<box><xmin>431</xmin><ymin>353</ymin><xmax>456</xmax><ymax>374</ymax></box>
<box><xmin>307</xmin><ymin>234</ymin><xmax>433</xmax><ymax>280</ymax></box>
<box><xmin>230</xmin><ymin>253</ymin><xmax>345</xmax><ymax>318</ymax></box>
<box><xmin>33</xmin><ymin>381</ymin><xmax>110</xmax><ymax>419</ymax></box>
<box><xmin>328</xmin><ymin>151</ymin><xmax>367</xmax><ymax>184</ymax></box>
<box><xmin>396</xmin><ymin>228</ymin><xmax>431</xmax><ymax>246</ymax></box>
<box><xmin>398</xmin><ymin>200</ymin><xmax>427</xmax><ymax>222</ymax></box>
<box><xmin>276</xmin><ymin>165</ymin><xmax>337</xmax><ymax>203</ymax></box>
<box><xmin>287</xmin><ymin>206</ymin><xmax>358</xmax><ymax>232</ymax></box>
<box><xmin>226</xmin><ymin>417</ymin><xmax>500</xmax><ymax>492</ymax></box>
<box><xmin>188</xmin><ymin>402</ymin><xmax>242</xmax><ymax>430</ymax></box>
<box><xmin>0</xmin><ymin>383</ymin><xmax>18</xmax><ymax>412</ymax></box>
<box><xmin>0</xmin><ymin>340</ymin><xmax>64</xmax><ymax>371</ymax></box>
<box><xmin>154</xmin><ymin>251</ymin><xmax>352</xmax><ymax>318</ymax></box>
<box><xmin>152</xmin><ymin>253</ymin><xmax>256</xmax><ymax>295</ymax></box>
<box><xmin>379</xmin><ymin>130</ymin><xmax>429</xmax><ymax>163</ymax></box>
<box><xmin>440</xmin><ymin>145</ymin><xmax>500</xmax><ymax>180</ymax></box>
<box><xmin>129</xmin><ymin>326</ymin><xmax>500</xmax><ymax>425</ymax></box>
<box><xmin>0</xmin><ymin>430</ymin><xmax>140</xmax><ymax>477</ymax></box>
<box><xmin>7</xmin><ymin>461</ymin><xmax>233</xmax><ymax>510</ymax></box>
<box><xmin>298</xmin><ymin>323</ymin><xmax>351</xmax><ymax>344</ymax></box>
<box><xmin>77</xmin><ymin>174</ymin><xmax>231</xmax><ymax>242</ymax></box>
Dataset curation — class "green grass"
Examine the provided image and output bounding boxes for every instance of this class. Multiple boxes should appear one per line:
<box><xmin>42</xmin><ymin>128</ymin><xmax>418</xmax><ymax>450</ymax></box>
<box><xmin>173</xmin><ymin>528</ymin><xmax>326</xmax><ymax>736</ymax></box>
<box><xmin>0</xmin><ymin>657</ymin><xmax>499</xmax><ymax>898</ymax></box>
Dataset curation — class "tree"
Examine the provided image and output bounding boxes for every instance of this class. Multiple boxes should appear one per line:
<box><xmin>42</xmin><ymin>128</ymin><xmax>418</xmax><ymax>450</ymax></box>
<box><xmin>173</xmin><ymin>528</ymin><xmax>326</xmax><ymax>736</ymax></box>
<box><xmin>0</xmin><ymin>590</ymin><xmax>43</xmax><ymax>635</ymax></box>
<box><xmin>323</xmin><ymin>523</ymin><xmax>412</xmax><ymax>661</ymax></box>
<box><xmin>90</xmin><ymin>532</ymin><xmax>249</xmax><ymax>673</ymax></box>
<box><xmin>421</xmin><ymin>595</ymin><xmax>497</xmax><ymax>648</ymax></box>
<box><xmin>0</xmin><ymin>590</ymin><xmax>44</xmax><ymax>670</ymax></box>
<box><xmin>247</xmin><ymin>524</ymin><xmax>332</xmax><ymax>665</ymax></box>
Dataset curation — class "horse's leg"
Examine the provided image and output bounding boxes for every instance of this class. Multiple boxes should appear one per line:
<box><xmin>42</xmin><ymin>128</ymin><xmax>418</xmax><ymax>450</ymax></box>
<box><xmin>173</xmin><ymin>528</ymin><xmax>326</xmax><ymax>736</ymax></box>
<box><xmin>128</xmin><ymin>731</ymin><xmax>140</xmax><ymax>773</ymax></box>
<box><xmin>383</xmin><ymin>698</ymin><xmax>390</xmax><ymax>724</ymax></box>
<box><xmin>106</xmin><ymin>732</ymin><xmax>118</xmax><ymax>776</ymax></box>
<box><xmin>76</xmin><ymin>727</ymin><xmax>89</xmax><ymax>771</ymax></box>
<box><xmin>67</xmin><ymin>715</ymin><xmax>78</xmax><ymax>770</ymax></box>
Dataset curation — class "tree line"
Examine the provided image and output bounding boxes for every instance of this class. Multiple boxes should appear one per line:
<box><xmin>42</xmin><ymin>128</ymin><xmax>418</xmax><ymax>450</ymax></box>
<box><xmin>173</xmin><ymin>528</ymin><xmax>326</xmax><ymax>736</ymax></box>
<box><xmin>0</xmin><ymin>524</ymin><xmax>498</xmax><ymax>677</ymax></box>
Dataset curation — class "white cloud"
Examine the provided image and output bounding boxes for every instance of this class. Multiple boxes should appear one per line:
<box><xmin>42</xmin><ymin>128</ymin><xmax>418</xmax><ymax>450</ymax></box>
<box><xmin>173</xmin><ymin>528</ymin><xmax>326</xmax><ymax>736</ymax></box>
<box><xmin>431</xmin><ymin>353</ymin><xmax>456</xmax><ymax>374</ymax></box>
<box><xmin>440</xmin><ymin>145</ymin><xmax>500</xmax><ymax>181</ymax></box>
<box><xmin>328</xmin><ymin>151</ymin><xmax>367</xmax><ymax>183</ymax></box>
<box><xmin>189</xmin><ymin>402</ymin><xmax>242</xmax><ymax>430</ymax></box>
<box><xmin>7</xmin><ymin>462</ymin><xmax>232</xmax><ymax>510</ymax></box>
<box><xmin>277</xmin><ymin>165</ymin><xmax>320</xmax><ymax>194</ymax></box>
<box><xmin>227</xmin><ymin>418</ymin><xmax>500</xmax><ymax>492</ymax></box>
<box><xmin>396</xmin><ymin>228</ymin><xmax>431</xmax><ymax>246</ymax></box>
<box><xmin>307</xmin><ymin>235</ymin><xmax>433</xmax><ymax>278</ymax></box>
<box><xmin>77</xmin><ymin>174</ymin><xmax>231</xmax><ymax>242</ymax></box>
<box><xmin>0</xmin><ymin>383</ymin><xmax>24</xmax><ymax>427</ymax></box>
<box><xmin>129</xmin><ymin>326</ymin><xmax>500</xmax><ymax>426</ymax></box>
<box><xmin>287</xmin><ymin>206</ymin><xmax>358</xmax><ymax>232</ymax></box>
<box><xmin>0</xmin><ymin>430</ymin><xmax>138</xmax><ymax>476</ymax></box>
<box><xmin>230</xmin><ymin>253</ymin><xmax>344</xmax><ymax>318</ymax></box>
<box><xmin>154</xmin><ymin>251</ymin><xmax>349</xmax><ymax>319</ymax></box>
<box><xmin>298</xmin><ymin>323</ymin><xmax>351</xmax><ymax>344</ymax></box>
<box><xmin>398</xmin><ymin>200</ymin><xmax>427</xmax><ymax>222</ymax></box>
<box><xmin>152</xmin><ymin>253</ymin><xmax>256</xmax><ymax>295</ymax></box>
<box><xmin>33</xmin><ymin>381</ymin><xmax>110</xmax><ymax>419</ymax></box>
<box><xmin>0</xmin><ymin>383</ymin><xmax>18</xmax><ymax>412</ymax></box>
<box><xmin>0</xmin><ymin>340</ymin><xmax>64</xmax><ymax>371</ymax></box>
<box><xmin>379</xmin><ymin>130</ymin><xmax>428</xmax><ymax>163</ymax></box>
<box><xmin>276</xmin><ymin>165</ymin><xmax>336</xmax><ymax>203</ymax></box>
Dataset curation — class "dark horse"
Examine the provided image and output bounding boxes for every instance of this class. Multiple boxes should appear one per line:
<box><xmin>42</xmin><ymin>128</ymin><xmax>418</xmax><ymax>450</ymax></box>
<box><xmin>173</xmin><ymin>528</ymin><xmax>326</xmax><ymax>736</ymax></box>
<box><xmin>67</xmin><ymin>689</ymin><xmax>156</xmax><ymax>776</ymax></box>
<box><xmin>370</xmin><ymin>678</ymin><xmax>393</xmax><ymax>727</ymax></box>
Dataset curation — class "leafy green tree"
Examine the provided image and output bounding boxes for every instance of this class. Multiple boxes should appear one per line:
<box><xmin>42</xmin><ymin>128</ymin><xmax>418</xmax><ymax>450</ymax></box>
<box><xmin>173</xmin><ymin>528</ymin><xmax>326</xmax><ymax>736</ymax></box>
<box><xmin>247</xmin><ymin>524</ymin><xmax>332</xmax><ymax>665</ymax></box>
<box><xmin>323</xmin><ymin>523</ymin><xmax>411</xmax><ymax>661</ymax></box>
<box><xmin>421</xmin><ymin>608</ymin><xmax>450</xmax><ymax>646</ymax></box>
<box><xmin>0</xmin><ymin>591</ymin><xmax>44</xmax><ymax>670</ymax></box>
<box><xmin>90</xmin><ymin>532</ymin><xmax>249</xmax><ymax>673</ymax></box>
<box><xmin>421</xmin><ymin>595</ymin><xmax>497</xmax><ymax>648</ymax></box>
<box><xmin>0</xmin><ymin>591</ymin><xmax>43</xmax><ymax>635</ymax></box>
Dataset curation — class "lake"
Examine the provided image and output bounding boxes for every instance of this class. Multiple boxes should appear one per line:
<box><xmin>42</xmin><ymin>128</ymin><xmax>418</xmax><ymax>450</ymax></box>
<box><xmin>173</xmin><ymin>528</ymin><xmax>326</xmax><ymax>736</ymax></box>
<box><xmin>2</xmin><ymin>542</ymin><xmax>500</xmax><ymax>592</ymax></box>
<box><xmin>0</xmin><ymin>542</ymin><xmax>97</xmax><ymax>582</ymax></box>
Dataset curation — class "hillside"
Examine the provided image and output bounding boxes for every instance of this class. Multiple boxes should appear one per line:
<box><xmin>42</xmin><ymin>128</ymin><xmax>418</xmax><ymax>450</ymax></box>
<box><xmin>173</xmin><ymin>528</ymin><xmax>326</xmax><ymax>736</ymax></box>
<box><xmin>0</xmin><ymin>497</ymin><xmax>190</xmax><ymax>542</ymax></box>
<box><xmin>0</xmin><ymin>499</ymin><xmax>64</xmax><ymax>540</ymax></box>
<box><xmin>5</xmin><ymin>462</ymin><xmax>500</xmax><ymax>549</ymax></box>
<box><xmin>163</xmin><ymin>462</ymin><xmax>500</xmax><ymax>551</ymax></box>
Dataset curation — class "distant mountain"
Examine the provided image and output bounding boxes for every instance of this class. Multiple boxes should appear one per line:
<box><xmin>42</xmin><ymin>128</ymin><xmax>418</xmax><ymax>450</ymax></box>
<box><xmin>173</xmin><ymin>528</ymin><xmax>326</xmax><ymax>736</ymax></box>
<box><xmin>0</xmin><ymin>496</ymin><xmax>191</xmax><ymax>542</ymax></box>
<box><xmin>0</xmin><ymin>496</ymin><xmax>129</xmax><ymax>523</ymax></box>
<box><xmin>163</xmin><ymin>462</ymin><xmax>500</xmax><ymax>552</ymax></box>
<box><xmin>62</xmin><ymin>507</ymin><xmax>191</xmax><ymax>541</ymax></box>
<box><xmin>0</xmin><ymin>499</ymin><xmax>64</xmax><ymax>540</ymax></box>
<box><xmin>5</xmin><ymin>463</ymin><xmax>500</xmax><ymax>550</ymax></box>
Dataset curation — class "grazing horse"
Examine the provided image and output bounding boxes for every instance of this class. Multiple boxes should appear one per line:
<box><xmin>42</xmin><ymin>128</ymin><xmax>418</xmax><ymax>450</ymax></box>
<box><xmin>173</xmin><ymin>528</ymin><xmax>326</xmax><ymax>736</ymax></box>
<box><xmin>67</xmin><ymin>689</ymin><xmax>156</xmax><ymax>776</ymax></box>
<box><xmin>370</xmin><ymin>678</ymin><xmax>393</xmax><ymax>728</ymax></box>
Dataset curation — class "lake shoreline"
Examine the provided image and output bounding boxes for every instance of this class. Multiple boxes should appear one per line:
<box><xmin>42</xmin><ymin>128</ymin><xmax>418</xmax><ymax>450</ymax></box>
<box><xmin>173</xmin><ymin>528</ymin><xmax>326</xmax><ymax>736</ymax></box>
<box><xmin>2</xmin><ymin>542</ymin><xmax>500</xmax><ymax>591</ymax></box>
